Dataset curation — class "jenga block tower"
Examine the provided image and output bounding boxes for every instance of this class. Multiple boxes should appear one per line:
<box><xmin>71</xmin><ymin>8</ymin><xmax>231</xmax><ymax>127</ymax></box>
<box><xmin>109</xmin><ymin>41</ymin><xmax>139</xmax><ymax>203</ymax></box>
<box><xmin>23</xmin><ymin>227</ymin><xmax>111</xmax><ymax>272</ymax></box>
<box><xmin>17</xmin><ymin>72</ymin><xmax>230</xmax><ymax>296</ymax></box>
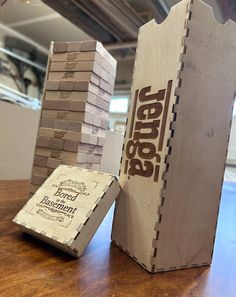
<box><xmin>30</xmin><ymin>41</ymin><xmax>116</xmax><ymax>196</ymax></box>
<box><xmin>112</xmin><ymin>0</ymin><xmax>236</xmax><ymax>273</ymax></box>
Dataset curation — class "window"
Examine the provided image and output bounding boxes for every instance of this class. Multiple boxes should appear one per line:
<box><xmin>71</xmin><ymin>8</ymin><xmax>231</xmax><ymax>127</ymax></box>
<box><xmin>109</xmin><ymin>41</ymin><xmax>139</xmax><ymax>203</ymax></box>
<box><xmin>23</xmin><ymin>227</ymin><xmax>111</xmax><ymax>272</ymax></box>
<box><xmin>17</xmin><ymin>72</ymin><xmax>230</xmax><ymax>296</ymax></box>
<box><xmin>109</xmin><ymin>96</ymin><xmax>129</xmax><ymax>114</ymax></box>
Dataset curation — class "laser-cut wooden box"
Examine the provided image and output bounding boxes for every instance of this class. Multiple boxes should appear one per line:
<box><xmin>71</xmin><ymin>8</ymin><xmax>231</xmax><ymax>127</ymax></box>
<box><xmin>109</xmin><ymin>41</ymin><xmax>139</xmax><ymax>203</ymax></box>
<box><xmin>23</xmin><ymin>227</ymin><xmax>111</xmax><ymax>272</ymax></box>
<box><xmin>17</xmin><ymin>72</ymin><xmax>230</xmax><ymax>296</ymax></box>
<box><xmin>13</xmin><ymin>165</ymin><xmax>120</xmax><ymax>257</ymax></box>
<box><xmin>112</xmin><ymin>0</ymin><xmax>236</xmax><ymax>273</ymax></box>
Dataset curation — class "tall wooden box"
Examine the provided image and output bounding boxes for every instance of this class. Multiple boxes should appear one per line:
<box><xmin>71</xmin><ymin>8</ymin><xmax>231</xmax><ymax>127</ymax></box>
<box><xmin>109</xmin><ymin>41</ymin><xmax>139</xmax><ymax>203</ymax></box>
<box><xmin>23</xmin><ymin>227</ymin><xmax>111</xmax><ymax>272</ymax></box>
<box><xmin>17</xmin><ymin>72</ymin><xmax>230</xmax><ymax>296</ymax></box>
<box><xmin>112</xmin><ymin>0</ymin><xmax>236</xmax><ymax>273</ymax></box>
<box><xmin>13</xmin><ymin>165</ymin><xmax>120</xmax><ymax>257</ymax></box>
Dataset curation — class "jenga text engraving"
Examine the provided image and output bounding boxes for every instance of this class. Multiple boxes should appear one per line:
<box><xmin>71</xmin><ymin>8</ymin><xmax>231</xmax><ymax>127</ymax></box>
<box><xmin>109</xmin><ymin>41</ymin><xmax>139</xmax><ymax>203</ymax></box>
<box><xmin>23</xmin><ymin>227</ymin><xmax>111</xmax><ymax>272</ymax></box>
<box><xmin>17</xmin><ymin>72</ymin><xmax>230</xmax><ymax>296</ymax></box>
<box><xmin>124</xmin><ymin>80</ymin><xmax>173</xmax><ymax>182</ymax></box>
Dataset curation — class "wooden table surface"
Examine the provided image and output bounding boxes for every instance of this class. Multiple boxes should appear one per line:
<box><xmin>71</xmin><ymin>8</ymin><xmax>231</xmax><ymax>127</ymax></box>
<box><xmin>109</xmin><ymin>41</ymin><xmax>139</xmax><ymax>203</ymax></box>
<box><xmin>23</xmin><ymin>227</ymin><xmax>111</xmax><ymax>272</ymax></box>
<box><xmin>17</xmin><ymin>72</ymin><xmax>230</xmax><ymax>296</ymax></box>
<box><xmin>0</xmin><ymin>180</ymin><xmax>236</xmax><ymax>297</ymax></box>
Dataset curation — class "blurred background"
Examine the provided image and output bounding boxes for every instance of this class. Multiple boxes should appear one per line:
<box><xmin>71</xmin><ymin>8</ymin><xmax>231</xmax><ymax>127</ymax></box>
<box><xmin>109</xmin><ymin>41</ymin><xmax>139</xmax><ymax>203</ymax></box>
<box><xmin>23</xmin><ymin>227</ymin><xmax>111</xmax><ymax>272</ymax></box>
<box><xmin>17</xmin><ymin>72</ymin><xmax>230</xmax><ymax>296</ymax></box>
<box><xmin>0</xmin><ymin>0</ymin><xmax>236</xmax><ymax>180</ymax></box>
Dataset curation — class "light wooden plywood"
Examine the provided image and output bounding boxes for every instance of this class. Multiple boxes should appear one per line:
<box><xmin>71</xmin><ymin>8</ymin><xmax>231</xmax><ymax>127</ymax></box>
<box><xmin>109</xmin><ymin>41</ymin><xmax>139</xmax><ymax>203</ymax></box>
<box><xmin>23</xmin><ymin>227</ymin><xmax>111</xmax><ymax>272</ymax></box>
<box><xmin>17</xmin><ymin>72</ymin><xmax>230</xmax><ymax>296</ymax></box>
<box><xmin>112</xmin><ymin>0</ymin><xmax>191</xmax><ymax>272</ymax></box>
<box><xmin>112</xmin><ymin>0</ymin><xmax>236</xmax><ymax>273</ymax></box>
<box><xmin>152</xmin><ymin>0</ymin><xmax>236</xmax><ymax>272</ymax></box>
<box><xmin>14</xmin><ymin>165</ymin><xmax>120</xmax><ymax>257</ymax></box>
<box><xmin>44</xmin><ymin>91</ymin><xmax>110</xmax><ymax>112</ymax></box>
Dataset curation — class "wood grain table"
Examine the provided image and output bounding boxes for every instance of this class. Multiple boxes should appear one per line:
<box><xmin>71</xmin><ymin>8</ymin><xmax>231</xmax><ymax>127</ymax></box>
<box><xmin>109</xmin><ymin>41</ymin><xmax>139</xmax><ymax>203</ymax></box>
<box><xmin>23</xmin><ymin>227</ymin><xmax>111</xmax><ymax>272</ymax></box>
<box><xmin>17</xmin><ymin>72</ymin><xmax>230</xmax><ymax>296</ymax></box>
<box><xmin>0</xmin><ymin>180</ymin><xmax>236</xmax><ymax>297</ymax></box>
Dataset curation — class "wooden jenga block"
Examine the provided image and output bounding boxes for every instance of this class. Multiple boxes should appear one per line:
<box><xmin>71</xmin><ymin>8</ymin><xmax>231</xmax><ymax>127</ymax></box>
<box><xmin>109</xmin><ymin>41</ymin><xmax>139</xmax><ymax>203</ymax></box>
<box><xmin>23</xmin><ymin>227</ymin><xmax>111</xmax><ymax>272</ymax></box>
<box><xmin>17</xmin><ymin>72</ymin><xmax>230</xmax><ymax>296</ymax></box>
<box><xmin>50</xmin><ymin>51</ymin><xmax>102</xmax><ymax>63</ymax></box>
<box><xmin>36</xmin><ymin>136</ymin><xmax>64</xmax><ymax>150</ymax></box>
<box><xmin>76</xmin><ymin>152</ymin><xmax>89</xmax><ymax>163</ymax></box>
<box><xmin>79</xmin><ymin>133</ymin><xmax>98</xmax><ymax>145</ymax></box>
<box><xmin>36</xmin><ymin>135</ymin><xmax>48</xmax><ymax>147</ymax></box>
<box><xmin>47</xmin><ymin>137</ymin><xmax>64</xmax><ymax>150</ymax></box>
<box><xmin>81</xmin><ymin>40</ymin><xmax>117</xmax><ymax>69</ymax></box>
<box><xmin>43</xmin><ymin>100</ymin><xmax>65</xmax><ymax>111</ymax></box>
<box><xmin>14</xmin><ymin>166</ymin><xmax>120</xmax><ymax>258</ymax></box>
<box><xmin>65</xmin><ymin>120</ymin><xmax>83</xmax><ymax>132</ymax></box>
<box><xmin>45</xmin><ymin>90</ymin><xmax>95</xmax><ymax>103</ymax></box>
<box><xmin>59</xmin><ymin>81</ymin><xmax>74</xmax><ymax>91</ymax></box>
<box><xmin>47</xmin><ymin>157</ymin><xmax>76</xmax><ymax>169</ymax></box>
<box><xmin>94</xmin><ymin>146</ymin><xmax>103</xmax><ymax>155</ymax></box>
<box><xmin>77</xmin><ymin>143</ymin><xmax>102</xmax><ymax>154</ymax></box>
<box><xmin>99</xmin><ymin>79</ymin><xmax>114</xmax><ymax>95</ymax></box>
<box><xmin>32</xmin><ymin>166</ymin><xmax>49</xmax><ymax>177</ymax></box>
<box><xmin>31</xmin><ymin>175</ymin><xmax>47</xmax><ymax>186</ymax></box>
<box><xmin>95</xmin><ymin>97</ymin><xmax>110</xmax><ymax>112</ymax></box>
<box><xmin>47</xmin><ymin>157</ymin><xmax>62</xmax><ymax>169</ymax></box>
<box><xmin>69</xmin><ymin>100</ymin><xmax>87</xmax><ymax>111</ymax></box>
<box><xmin>112</xmin><ymin>0</ymin><xmax>236</xmax><ymax>273</ymax></box>
<box><xmin>96</xmin><ymin>87</ymin><xmax>111</xmax><ymax>103</ymax></box>
<box><xmin>92</xmin><ymin>117</ymin><xmax>102</xmax><ymax>128</ymax></box>
<box><xmin>43</xmin><ymin>100</ymin><xmax>57</xmax><ymax>110</ymax></box>
<box><xmin>41</xmin><ymin>110</ymin><xmax>85</xmax><ymax>122</ymax></box>
<box><xmin>41</xmin><ymin>109</ymin><xmax>106</xmax><ymax>129</ymax></box>
<box><xmin>100</xmin><ymin>58</ymin><xmax>116</xmax><ymax>77</ymax></box>
<box><xmin>54</xmin><ymin>100</ymin><xmax>72</xmax><ymax>111</ymax></box>
<box><xmin>91</xmin><ymin>164</ymin><xmax>101</xmax><ymax>171</ymax></box>
<box><xmin>84</xmin><ymin>125</ymin><xmax>106</xmax><ymax>138</ymax></box>
<box><xmin>46</xmin><ymin>81</ymin><xmax>108</xmax><ymax>95</ymax></box>
<box><xmin>34</xmin><ymin>155</ymin><xmax>48</xmax><ymax>167</ymax></box>
<box><xmin>67</xmin><ymin>41</ymin><xmax>82</xmax><ymax>52</ymax></box>
<box><xmin>50</xmin><ymin>61</ymin><xmax>101</xmax><ymax>74</ymax></box>
<box><xmin>49</xmin><ymin>60</ymin><xmax>115</xmax><ymax>86</ymax></box>
<box><xmin>38</xmin><ymin>127</ymin><xmax>96</xmax><ymax>143</ymax></box>
<box><xmin>29</xmin><ymin>184</ymin><xmax>40</xmax><ymax>194</ymax></box>
<box><xmin>44</xmin><ymin>99</ymin><xmax>77</xmax><ymax>111</ymax></box>
<box><xmin>99</xmin><ymin>68</ymin><xmax>115</xmax><ymax>86</ymax></box>
<box><xmin>48</xmin><ymin>72</ymin><xmax>100</xmax><ymax>86</ymax></box>
<box><xmin>76</xmin><ymin>152</ymin><xmax>101</xmax><ymax>164</ymax></box>
<box><xmin>93</xmin><ymin>154</ymin><xmax>102</xmax><ymax>164</ymax></box>
<box><xmin>53</xmin><ymin>42</ymin><xmax>67</xmax><ymax>53</ymax></box>
<box><xmin>101</xmin><ymin>118</ymin><xmax>109</xmax><ymax>129</ymax></box>
<box><xmin>44</xmin><ymin>91</ymin><xmax>109</xmax><ymax>112</ymax></box>
<box><xmin>73</xmin><ymin>81</ymin><xmax>93</xmax><ymax>91</ymax></box>
<box><xmin>40</xmin><ymin>118</ymin><xmax>54</xmax><ymax>129</ymax></box>
<box><xmin>47</xmin><ymin>168</ymin><xmax>55</xmax><ymax>176</ymax></box>
<box><xmin>63</xmin><ymin>139</ymin><xmax>79</xmax><ymax>152</ymax></box>
<box><xmin>97</xmin><ymin>137</ymin><xmax>105</xmax><ymax>147</ymax></box>
<box><xmin>77</xmin><ymin>163</ymin><xmax>101</xmax><ymax>171</ymax></box>
<box><xmin>36</xmin><ymin>147</ymin><xmax>77</xmax><ymax>161</ymax></box>
<box><xmin>45</xmin><ymin>81</ymin><xmax>60</xmax><ymax>90</ymax></box>
<box><xmin>86</xmin><ymin>154</ymin><xmax>94</xmax><ymax>164</ymax></box>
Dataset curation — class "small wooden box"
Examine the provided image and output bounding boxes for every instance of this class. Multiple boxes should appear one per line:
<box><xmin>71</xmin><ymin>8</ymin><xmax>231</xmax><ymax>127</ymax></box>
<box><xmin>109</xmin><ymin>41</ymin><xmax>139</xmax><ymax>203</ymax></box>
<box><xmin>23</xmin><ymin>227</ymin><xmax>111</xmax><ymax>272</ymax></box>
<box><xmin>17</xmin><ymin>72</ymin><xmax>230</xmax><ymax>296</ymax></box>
<box><xmin>13</xmin><ymin>165</ymin><xmax>120</xmax><ymax>257</ymax></box>
<box><xmin>112</xmin><ymin>0</ymin><xmax>236</xmax><ymax>272</ymax></box>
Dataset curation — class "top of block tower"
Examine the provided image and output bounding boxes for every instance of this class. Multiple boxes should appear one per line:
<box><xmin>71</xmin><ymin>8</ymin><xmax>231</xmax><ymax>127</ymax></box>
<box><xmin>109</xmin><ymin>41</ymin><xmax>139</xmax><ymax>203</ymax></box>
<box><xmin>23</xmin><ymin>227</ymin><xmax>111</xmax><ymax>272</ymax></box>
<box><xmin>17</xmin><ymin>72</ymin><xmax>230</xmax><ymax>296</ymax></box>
<box><xmin>52</xmin><ymin>40</ymin><xmax>117</xmax><ymax>68</ymax></box>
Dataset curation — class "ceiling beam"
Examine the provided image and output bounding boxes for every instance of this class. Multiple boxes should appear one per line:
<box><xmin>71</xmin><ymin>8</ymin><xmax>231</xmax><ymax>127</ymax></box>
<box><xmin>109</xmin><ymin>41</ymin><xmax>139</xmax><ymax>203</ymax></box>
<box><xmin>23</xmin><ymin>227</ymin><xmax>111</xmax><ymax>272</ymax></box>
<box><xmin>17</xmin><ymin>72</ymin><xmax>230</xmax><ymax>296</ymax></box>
<box><xmin>42</xmin><ymin>0</ymin><xmax>116</xmax><ymax>43</ymax></box>
<box><xmin>147</xmin><ymin>0</ymin><xmax>169</xmax><ymax>22</ymax></box>
<box><xmin>105</xmin><ymin>41</ymin><xmax>137</xmax><ymax>50</ymax></box>
<box><xmin>8</xmin><ymin>13</ymin><xmax>60</xmax><ymax>28</ymax></box>
<box><xmin>217</xmin><ymin>0</ymin><xmax>236</xmax><ymax>21</ymax></box>
<box><xmin>0</xmin><ymin>22</ymin><xmax>48</xmax><ymax>55</ymax></box>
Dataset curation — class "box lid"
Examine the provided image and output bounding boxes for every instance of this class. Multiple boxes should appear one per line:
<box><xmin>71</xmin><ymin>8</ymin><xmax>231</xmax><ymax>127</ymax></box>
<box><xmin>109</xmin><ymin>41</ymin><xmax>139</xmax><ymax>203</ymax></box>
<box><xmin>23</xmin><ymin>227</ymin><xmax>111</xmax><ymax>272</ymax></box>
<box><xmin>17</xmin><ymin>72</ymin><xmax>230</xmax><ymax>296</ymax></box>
<box><xmin>13</xmin><ymin>165</ymin><xmax>120</xmax><ymax>256</ymax></box>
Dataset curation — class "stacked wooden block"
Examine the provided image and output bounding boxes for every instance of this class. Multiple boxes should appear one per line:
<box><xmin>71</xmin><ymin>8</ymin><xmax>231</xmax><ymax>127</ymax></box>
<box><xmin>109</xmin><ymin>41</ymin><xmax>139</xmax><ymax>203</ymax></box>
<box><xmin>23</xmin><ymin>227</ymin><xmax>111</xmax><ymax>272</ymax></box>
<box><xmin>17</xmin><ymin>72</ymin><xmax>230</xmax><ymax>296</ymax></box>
<box><xmin>30</xmin><ymin>40</ymin><xmax>117</xmax><ymax>196</ymax></box>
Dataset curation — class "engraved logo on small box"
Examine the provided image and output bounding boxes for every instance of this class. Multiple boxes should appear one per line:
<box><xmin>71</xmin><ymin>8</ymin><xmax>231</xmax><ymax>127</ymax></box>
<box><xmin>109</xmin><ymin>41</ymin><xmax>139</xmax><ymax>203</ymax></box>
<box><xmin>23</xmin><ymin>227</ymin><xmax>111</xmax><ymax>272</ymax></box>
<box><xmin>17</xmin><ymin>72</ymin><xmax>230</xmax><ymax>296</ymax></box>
<box><xmin>34</xmin><ymin>179</ymin><xmax>89</xmax><ymax>227</ymax></box>
<box><xmin>123</xmin><ymin>80</ymin><xmax>173</xmax><ymax>182</ymax></box>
